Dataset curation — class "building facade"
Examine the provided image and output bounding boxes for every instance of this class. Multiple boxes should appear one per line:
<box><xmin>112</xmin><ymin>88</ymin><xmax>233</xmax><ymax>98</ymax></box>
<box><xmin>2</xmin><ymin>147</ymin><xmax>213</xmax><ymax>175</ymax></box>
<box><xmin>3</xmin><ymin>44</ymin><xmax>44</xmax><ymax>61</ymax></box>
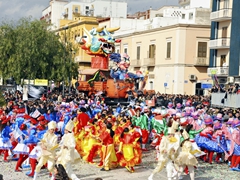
<box><xmin>208</xmin><ymin>0</ymin><xmax>240</xmax><ymax>85</ymax></box>
<box><xmin>58</xmin><ymin>16</ymin><xmax>99</xmax><ymax>74</ymax></box>
<box><xmin>114</xmin><ymin>24</ymin><xmax>210</xmax><ymax>95</ymax></box>
<box><xmin>41</xmin><ymin>0</ymin><xmax>127</xmax><ymax>30</ymax></box>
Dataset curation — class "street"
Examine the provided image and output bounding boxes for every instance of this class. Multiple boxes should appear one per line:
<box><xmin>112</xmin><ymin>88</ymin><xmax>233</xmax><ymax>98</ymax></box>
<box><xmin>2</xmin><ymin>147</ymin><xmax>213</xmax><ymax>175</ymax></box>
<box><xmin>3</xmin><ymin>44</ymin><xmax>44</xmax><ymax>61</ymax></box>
<box><xmin>0</xmin><ymin>149</ymin><xmax>239</xmax><ymax>180</ymax></box>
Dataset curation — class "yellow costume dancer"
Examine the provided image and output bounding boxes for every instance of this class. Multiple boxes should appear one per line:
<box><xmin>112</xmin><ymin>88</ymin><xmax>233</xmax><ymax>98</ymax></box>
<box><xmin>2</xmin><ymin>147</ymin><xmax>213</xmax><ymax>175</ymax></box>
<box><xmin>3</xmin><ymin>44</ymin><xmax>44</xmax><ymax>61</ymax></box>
<box><xmin>56</xmin><ymin>120</ymin><xmax>81</xmax><ymax>180</ymax></box>
<box><xmin>33</xmin><ymin>121</ymin><xmax>58</xmax><ymax>180</ymax></box>
<box><xmin>118</xmin><ymin>127</ymin><xmax>141</xmax><ymax>173</ymax></box>
<box><xmin>148</xmin><ymin>127</ymin><xmax>179</xmax><ymax>180</ymax></box>
<box><xmin>175</xmin><ymin>130</ymin><xmax>198</xmax><ymax>180</ymax></box>
<box><xmin>99</xmin><ymin>122</ymin><xmax>118</xmax><ymax>171</ymax></box>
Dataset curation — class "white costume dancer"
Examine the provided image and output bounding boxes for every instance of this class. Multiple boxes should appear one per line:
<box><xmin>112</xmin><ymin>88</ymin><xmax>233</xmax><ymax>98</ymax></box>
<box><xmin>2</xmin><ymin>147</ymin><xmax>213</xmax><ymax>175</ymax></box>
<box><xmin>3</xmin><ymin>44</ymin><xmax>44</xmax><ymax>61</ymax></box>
<box><xmin>33</xmin><ymin>121</ymin><xmax>58</xmax><ymax>180</ymax></box>
<box><xmin>56</xmin><ymin>120</ymin><xmax>81</xmax><ymax>180</ymax></box>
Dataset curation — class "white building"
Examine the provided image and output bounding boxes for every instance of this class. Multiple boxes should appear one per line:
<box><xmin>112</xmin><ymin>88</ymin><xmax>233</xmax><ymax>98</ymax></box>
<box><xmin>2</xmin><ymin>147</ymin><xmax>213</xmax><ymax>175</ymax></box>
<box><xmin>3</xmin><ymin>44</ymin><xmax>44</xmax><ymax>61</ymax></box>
<box><xmin>100</xmin><ymin>3</ymin><xmax>211</xmax><ymax>37</ymax></box>
<box><xmin>41</xmin><ymin>0</ymin><xmax>127</xmax><ymax>30</ymax></box>
<box><xmin>41</xmin><ymin>0</ymin><xmax>69</xmax><ymax>30</ymax></box>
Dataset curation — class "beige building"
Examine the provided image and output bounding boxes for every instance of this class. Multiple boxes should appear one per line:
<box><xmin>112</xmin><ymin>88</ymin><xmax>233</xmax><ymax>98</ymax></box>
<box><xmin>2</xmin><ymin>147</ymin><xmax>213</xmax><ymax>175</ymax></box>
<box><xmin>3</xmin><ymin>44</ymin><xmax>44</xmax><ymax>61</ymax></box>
<box><xmin>114</xmin><ymin>24</ymin><xmax>211</xmax><ymax>95</ymax></box>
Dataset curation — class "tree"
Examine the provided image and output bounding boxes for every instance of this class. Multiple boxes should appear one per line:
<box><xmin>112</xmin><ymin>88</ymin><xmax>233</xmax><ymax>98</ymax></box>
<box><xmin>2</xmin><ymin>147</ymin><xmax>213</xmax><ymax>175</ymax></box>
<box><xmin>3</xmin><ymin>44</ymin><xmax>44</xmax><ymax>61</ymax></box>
<box><xmin>0</xmin><ymin>17</ymin><xmax>78</xmax><ymax>84</ymax></box>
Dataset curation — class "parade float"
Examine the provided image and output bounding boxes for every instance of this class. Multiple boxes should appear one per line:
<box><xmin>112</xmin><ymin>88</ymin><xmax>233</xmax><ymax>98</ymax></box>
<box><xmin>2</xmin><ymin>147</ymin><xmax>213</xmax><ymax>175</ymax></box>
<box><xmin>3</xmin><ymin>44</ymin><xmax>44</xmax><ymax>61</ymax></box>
<box><xmin>77</xmin><ymin>26</ymin><xmax>149</xmax><ymax>104</ymax></box>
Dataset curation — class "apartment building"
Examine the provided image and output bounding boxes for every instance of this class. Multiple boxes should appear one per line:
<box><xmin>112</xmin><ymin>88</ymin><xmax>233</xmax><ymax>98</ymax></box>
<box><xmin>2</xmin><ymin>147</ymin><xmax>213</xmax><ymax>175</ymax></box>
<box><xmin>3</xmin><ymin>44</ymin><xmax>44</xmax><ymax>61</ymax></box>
<box><xmin>208</xmin><ymin>0</ymin><xmax>240</xmax><ymax>85</ymax></box>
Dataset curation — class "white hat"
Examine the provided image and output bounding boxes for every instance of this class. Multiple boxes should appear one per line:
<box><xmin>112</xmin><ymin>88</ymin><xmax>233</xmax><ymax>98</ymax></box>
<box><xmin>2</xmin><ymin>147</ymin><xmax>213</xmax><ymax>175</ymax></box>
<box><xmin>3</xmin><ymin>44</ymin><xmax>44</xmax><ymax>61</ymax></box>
<box><xmin>48</xmin><ymin>121</ymin><xmax>57</xmax><ymax>130</ymax></box>
<box><xmin>65</xmin><ymin>120</ymin><xmax>74</xmax><ymax>132</ymax></box>
<box><xmin>182</xmin><ymin>130</ymin><xmax>190</xmax><ymax>140</ymax></box>
<box><xmin>168</xmin><ymin>127</ymin><xmax>175</xmax><ymax>134</ymax></box>
<box><xmin>171</xmin><ymin>121</ymin><xmax>179</xmax><ymax>130</ymax></box>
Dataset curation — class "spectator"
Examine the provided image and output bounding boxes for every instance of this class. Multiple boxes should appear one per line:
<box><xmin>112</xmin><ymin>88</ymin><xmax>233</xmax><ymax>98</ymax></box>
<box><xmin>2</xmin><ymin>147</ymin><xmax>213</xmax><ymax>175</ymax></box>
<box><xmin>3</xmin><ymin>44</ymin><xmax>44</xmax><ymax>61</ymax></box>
<box><xmin>54</xmin><ymin>164</ymin><xmax>70</xmax><ymax>180</ymax></box>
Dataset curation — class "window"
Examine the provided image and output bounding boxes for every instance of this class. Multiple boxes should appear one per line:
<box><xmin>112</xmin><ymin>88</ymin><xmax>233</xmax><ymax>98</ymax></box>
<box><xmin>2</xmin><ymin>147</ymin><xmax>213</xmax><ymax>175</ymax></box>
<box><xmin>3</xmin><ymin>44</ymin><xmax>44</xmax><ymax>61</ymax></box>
<box><xmin>189</xmin><ymin>13</ymin><xmax>193</xmax><ymax>19</ymax></box>
<box><xmin>75</xmin><ymin>7</ymin><xmax>78</xmax><ymax>13</ymax></box>
<box><xmin>123</xmin><ymin>44</ymin><xmax>128</xmax><ymax>54</ymax></box>
<box><xmin>182</xmin><ymin>14</ymin><xmax>185</xmax><ymax>19</ymax></box>
<box><xmin>198</xmin><ymin>42</ymin><xmax>207</xmax><ymax>57</ymax></box>
<box><xmin>222</xmin><ymin>27</ymin><xmax>227</xmax><ymax>38</ymax></box>
<box><xmin>221</xmin><ymin>55</ymin><xmax>226</xmax><ymax>67</ymax></box>
<box><xmin>86</xmin><ymin>6</ymin><xmax>89</xmax><ymax>10</ymax></box>
<box><xmin>166</xmin><ymin>42</ymin><xmax>171</xmax><ymax>59</ymax></box>
<box><xmin>124</xmin><ymin>48</ymin><xmax>128</xmax><ymax>54</ymax></box>
<box><xmin>137</xmin><ymin>46</ymin><xmax>140</xmax><ymax>60</ymax></box>
<box><xmin>148</xmin><ymin>44</ymin><xmax>156</xmax><ymax>58</ymax></box>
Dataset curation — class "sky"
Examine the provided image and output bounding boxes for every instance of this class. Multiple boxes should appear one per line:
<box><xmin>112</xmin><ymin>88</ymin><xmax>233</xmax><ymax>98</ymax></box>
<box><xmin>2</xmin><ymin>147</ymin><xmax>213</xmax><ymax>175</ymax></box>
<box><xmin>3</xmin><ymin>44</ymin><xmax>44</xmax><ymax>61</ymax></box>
<box><xmin>0</xmin><ymin>0</ymin><xmax>178</xmax><ymax>22</ymax></box>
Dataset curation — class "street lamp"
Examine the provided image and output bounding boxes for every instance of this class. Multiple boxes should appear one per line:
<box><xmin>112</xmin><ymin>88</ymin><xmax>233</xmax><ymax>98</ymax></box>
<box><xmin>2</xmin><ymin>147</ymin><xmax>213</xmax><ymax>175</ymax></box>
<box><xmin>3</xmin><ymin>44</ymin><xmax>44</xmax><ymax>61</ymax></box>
<box><xmin>62</xmin><ymin>25</ymin><xmax>68</xmax><ymax>97</ymax></box>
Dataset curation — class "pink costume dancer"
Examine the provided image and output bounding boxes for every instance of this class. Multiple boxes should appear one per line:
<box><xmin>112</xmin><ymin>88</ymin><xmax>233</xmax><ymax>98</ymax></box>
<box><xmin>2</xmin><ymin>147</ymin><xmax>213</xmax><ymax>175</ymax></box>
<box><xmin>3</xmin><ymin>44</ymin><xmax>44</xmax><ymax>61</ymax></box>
<box><xmin>229</xmin><ymin>119</ymin><xmax>240</xmax><ymax>171</ymax></box>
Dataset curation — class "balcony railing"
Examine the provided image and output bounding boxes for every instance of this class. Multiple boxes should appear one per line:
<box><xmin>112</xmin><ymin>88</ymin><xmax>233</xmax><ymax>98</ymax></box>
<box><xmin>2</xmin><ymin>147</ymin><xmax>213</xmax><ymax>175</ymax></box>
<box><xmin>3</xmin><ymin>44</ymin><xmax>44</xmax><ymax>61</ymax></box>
<box><xmin>178</xmin><ymin>0</ymin><xmax>190</xmax><ymax>6</ymax></box>
<box><xmin>143</xmin><ymin>58</ymin><xmax>155</xmax><ymax>66</ymax></box>
<box><xmin>207</xmin><ymin>66</ymin><xmax>229</xmax><ymax>76</ymax></box>
<box><xmin>194</xmin><ymin>57</ymin><xmax>209</xmax><ymax>66</ymax></box>
<box><xmin>131</xmin><ymin>59</ymin><xmax>141</xmax><ymax>67</ymax></box>
<box><xmin>209</xmin><ymin>38</ymin><xmax>230</xmax><ymax>49</ymax></box>
<box><xmin>210</xmin><ymin>8</ymin><xmax>232</xmax><ymax>22</ymax></box>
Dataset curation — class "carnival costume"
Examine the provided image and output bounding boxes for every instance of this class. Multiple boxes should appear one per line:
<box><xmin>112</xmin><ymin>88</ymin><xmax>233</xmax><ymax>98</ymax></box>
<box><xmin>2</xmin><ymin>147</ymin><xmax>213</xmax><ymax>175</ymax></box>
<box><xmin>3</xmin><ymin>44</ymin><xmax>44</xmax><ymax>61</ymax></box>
<box><xmin>148</xmin><ymin>127</ymin><xmax>180</xmax><ymax>180</ymax></box>
<box><xmin>0</xmin><ymin>118</ymin><xmax>12</xmax><ymax>162</ymax></box>
<box><xmin>56</xmin><ymin>120</ymin><xmax>81</xmax><ymax>180</ymax></box>
<box><xmin>229</xmin><ymin>120</ymin><xmax>240</xmax><ymax>171</ymax></box>
<box><xmin>118</xmin><ymin>127</ymin><xmax>141</xmax><ymax>172</ymax></box>
<box><xmin>98</xmin><ymin>122</ymin><xmax>118</xmax><ymax>171</ymax></box>
<box><xmin>175</xmin><ymin>130</ymin><xmax>198</xmax><ymax>180</ymax></box>
<box><xmin>33</xmin><ymin>121</ymin><xmax>58</xmax><ymax>180</ymax></box>
<box><xmin>132</xmin><ymin>107</ymin><xmax>149</xmax><ymax>151</ymax></box>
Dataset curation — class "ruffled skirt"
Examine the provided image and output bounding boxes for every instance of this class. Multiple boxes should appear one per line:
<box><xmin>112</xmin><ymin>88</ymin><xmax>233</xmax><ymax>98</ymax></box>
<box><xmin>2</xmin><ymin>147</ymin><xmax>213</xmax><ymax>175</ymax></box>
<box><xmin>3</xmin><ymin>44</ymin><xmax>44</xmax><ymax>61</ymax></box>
<box><xmin>29</xmin><ymin>145</ymin><xmax>42</xmax><ymax>159</ymax></box>
<box><xmin>0</xmin><ymin>138</ymin><xmax>12</xmax><ymax>150</ymax></box>
<box><xmin>13</xmin><ymin>143</ymin><xmax>29</xmax><ymax>155</ymax></box>
<box><xmin>175</xmin><ymin>152</ymin><xmax>198</xmax><ymax>166</ymax></box>
<box><xmin>119</xmin><ymin>144</ymin><xmax>141</xmax><ymax>167</ymax></box>
<box><xmin>195</xmin><ymin>134</ymin><xmax>227</xmax><ymax>153</ymax></box>
<box><xmin>233</xmin><ymin>144</ymin><xmax>240</xmax><ymax>156</ymax></box>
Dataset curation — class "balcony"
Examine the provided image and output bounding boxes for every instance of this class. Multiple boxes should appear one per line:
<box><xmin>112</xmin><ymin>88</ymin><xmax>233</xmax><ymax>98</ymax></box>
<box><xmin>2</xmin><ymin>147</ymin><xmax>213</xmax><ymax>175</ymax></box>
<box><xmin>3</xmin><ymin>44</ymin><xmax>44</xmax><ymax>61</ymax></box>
<box><xmin>73</xmin><ymin>11</ymin><xmax>81</xmax><ymax>17</ymax></box>
<box><xmin>209</xmin><ymin>38</ymin><xmax>230</xmax><ymax>49</ymax></box>
<box><xmin>210</xmin><ymin>9</ymin><xmax>232</xmax><ymax>22</ymax></box>
<box><xmin>143</xmin><ymin>58</ymin><xmax>155</xmax><ymax>66</ymax></box>
<box><xmin>178</xmin><ymin>0</ymin><xmax>190</xmax><ymax>6</ymax></box>
<box><xmin>194</xmin><ymin>57</ymin><xmax>209</xmax><ymax>66</ymax></box>
<box><xmin>131</xmin><ymin>59</ymin><xmax>141</xmax><ymax>67</ymax></box>
<box><xmin>207</xmin><ymin>66</ymin><xmax>229</xmax><ymax>76</ymax></box>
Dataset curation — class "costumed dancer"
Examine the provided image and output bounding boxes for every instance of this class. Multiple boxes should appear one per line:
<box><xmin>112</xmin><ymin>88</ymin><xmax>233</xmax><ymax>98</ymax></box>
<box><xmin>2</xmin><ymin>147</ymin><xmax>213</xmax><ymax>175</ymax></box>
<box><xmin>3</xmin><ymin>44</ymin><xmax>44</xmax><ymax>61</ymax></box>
<box><xmin>148</xmin><ymin>127</ymin><xmax>179</xmax><ymax>180</ymax></box>
<box><xmin>74</xmin><ymin>107</ymin><xmax>90</xmax><ymax>155</ymax></box>
<box><xmin>56</xmin><ymin>120</ymin><xmax>81</xmax><ymax>180</ymax></box>
<box><xmin>98</xmin><ymin>122</ymin><xmax>118</xmax><ymax>171</ymax></box>
<box><xmin>132</xmin><ymin>106</ymin><xmax>149</xmax><ymax>151</ymax></box>
<box><xmin>117</xmin><ymin>127</ymin><xmax>141</xmax><ymax>173</ymax></box>
<box><xmin>229</xmin><ymin>119</ymin><xmax>240</xmax><ymax>171</ymax></box>
<box><xmin>27</xmin><ymin>124</ymin><xmax>47</xmax><ymax>177</ymax></box>
<box><xmin>212</xmin><ymin>121</ymin><xmax>227</xmax><ymax>163</ymax></box>
<box><xmin>0</xmin><ymin>117</ymin><xmax>12</xmax><ymax>162</ymax></box>
<box><xmin>12</xmin><ymin>124</ymin><xmax>29</xmax><ymax>172</ymax></box>
<box><xmin>195</xmin><ymin>117</ymin><xmax>214</xmax><ymax>163</ymax></box>
<box><xmin>175</xmin><ymin>130</ymin><xmax>198</xmax><ymax>180</ymax></box>
<box><xmin>84</xmin><ymin>119</ymin><xmax>102</xmax><ymax>164</ymax></box>
<box><xmin>184</xmin><ymin>124</ymin><xmax>205</xmax><ymax>158</ymax></box>
<box><xmin>33</xmin><ymin>121</ymin><xmax>58</xmax><ymax>180</ymax></box>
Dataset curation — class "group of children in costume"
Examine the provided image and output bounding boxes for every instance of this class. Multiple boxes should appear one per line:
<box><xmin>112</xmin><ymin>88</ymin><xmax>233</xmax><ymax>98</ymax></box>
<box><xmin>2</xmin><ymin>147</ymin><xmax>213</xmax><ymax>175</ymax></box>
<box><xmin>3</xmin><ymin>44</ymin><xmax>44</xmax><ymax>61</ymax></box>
<box><xmin>0</xmin><ymin>97</ymin><xmax>239</xmax><ymax>180</ymax></box>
